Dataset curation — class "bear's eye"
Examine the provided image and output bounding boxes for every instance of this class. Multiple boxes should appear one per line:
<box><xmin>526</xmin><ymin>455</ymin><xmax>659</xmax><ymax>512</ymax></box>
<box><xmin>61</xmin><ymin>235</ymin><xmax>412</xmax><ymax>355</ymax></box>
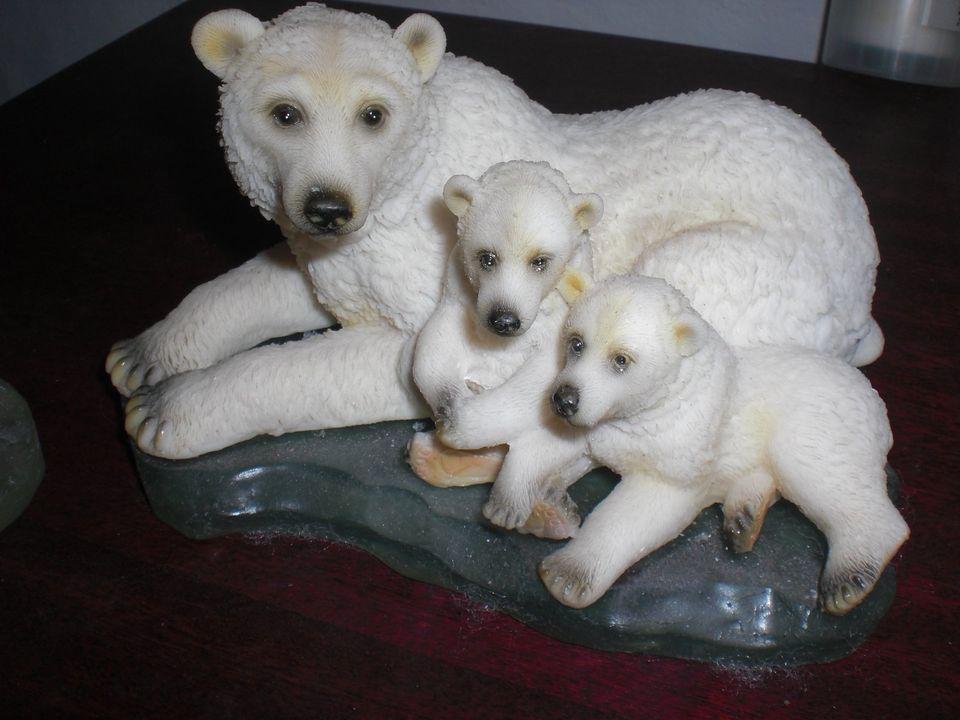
<box><xmin>271</xmin><ymin>103</ymin><xmax>303</xmax><ymax>127</ymax></box>
<box><xmin>478</xmin><ymin>251</ymin><xmax>498</xmax><ymax>271</ymax></box>
<box><xmin>612</xmin><ymin>353</ymin><xmax>631</xmax><ymax>373</ymax></box>
<box><xmin>530</xmin><ymin>255</ymin><xmax>550</xmax><ymax>273</ymax></box>
<box><xmin>568</xmin><ymin>335</ymin><xmax>584</xmax><ymax>356</ymax></box>
<box><xmin>360</xmin><ymin>105</ymin><xmax>386</xmax><ymax>129</ymax></box>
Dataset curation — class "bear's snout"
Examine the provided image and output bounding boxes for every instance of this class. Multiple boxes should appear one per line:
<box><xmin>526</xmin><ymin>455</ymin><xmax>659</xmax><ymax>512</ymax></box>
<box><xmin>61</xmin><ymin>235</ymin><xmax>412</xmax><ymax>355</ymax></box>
<box><xmin>303</xmin><ymin>190</ymin><xmax>353</xmax><ymax>233</ymax></box>
<box><xmin>552</xmin><ymin>384</ymin><xmax>580</xmax><ymax>418</ymax></box>
<box><xmin>487</xmin><ymin>307</ymin><xmax>522</xmax><ymax>336</ymax></box>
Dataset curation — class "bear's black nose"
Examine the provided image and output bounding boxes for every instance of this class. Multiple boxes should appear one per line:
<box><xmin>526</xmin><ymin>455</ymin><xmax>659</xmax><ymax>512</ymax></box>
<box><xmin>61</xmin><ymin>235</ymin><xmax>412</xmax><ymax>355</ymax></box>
<box><xmin>552</xmin><ymin>384</ymin><xmax>580</xmax><ymax>417</ymax></box>
<box><xmin>303</xmin><ymin>190</ymin><xmax>353</xmax><ymax>233</ymax></box>
<box><xmin>487</xmin><ymin>308</ymin><xmax>522</xmax><ymax>336</ymax></box>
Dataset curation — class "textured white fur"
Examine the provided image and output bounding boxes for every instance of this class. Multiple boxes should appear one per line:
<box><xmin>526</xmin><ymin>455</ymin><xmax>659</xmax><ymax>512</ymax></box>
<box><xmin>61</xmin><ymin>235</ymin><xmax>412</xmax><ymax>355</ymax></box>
<box><xmin>538</xmin><ymin>275</ymin><xmax>908</xmax><ymax>614</ymax></box>
<box><xmin>107</xmin><ymin>4</ymin><xmax>883</xmax><ymax>459</ymax></box>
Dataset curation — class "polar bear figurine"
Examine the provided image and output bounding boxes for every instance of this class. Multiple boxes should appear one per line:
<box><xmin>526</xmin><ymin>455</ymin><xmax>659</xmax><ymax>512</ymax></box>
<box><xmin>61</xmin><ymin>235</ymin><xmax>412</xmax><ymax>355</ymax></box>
<box><xmin>538</xmin><ymin>275</ymin><xmax>908</xmax><ymax>614</ymax></box>
<box><xmin>107</xmin><ymin>4</ymin><xmax>884</xmax><ymax>459</ymax></box>
<box><xmin>411</xmin><ymin>161</ymin><xmax>600</xmax><ymax>537</ymax></box>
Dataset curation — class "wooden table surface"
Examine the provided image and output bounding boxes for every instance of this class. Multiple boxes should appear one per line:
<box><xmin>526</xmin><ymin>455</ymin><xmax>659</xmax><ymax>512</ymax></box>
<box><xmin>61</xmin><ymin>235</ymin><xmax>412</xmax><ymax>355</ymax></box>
<box><xmin>1</xmin><ymin>1</ymin><xmax>958</xmax><ymax>717</ymax></box>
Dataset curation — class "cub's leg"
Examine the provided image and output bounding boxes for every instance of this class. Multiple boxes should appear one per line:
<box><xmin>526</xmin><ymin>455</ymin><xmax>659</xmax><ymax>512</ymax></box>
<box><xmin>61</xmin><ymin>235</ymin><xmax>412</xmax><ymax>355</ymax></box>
<box><xmin>125</xmin><ymin>325</ymin><xmax>426</xmax><ymax>459</ymax></box>
<box><xmin>771</xmin><ymin>415</ymin><xmax>908</xmax><ymax>615</ymax></box>
<box><xmin>539</xmin><ymin>477</ymin><xmax>706</xmax><ymax>608</ymax></box>
<box><xmin>107</xmin><ymin>243</ymin><xmax>334</xmax><ymax>396</ymax></box>
<box><xmin>779</xmin><ymin>468</ymin><xmax>908</xmax><ymax>615</ymax></box>
<box><xmin>722</xmin><ymin>468</ymin><xmax>779</xmax><ymax>553</ymax></box>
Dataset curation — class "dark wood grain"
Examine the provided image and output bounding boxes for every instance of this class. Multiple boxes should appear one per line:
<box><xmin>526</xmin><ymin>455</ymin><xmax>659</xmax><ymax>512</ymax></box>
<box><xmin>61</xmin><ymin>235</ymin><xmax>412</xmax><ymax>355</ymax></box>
<box><xmin>1</xmin><ymin>1</ymin><xmax>957</xmax><ymax>717</ymax></box>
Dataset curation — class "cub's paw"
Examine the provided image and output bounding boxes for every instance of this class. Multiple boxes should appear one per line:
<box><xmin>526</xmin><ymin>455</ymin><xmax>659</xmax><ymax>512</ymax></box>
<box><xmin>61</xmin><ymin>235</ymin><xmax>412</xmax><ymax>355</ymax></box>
<box><xmin>106</xmin><ymin>339</ymin><xmax>168</xmax><ymax>397</ymax></box>
<box><xmin>519</xmin><ymin>492</ymin><xmax>581</xmax><ymax>540</ymax></box>
<box><xmin>722</xmin><ymin>506</ymin><xmax>762</xmax><ymax>554</ymax></box>
<box><xmin>406</xmin><ymin>431</ymin><xmax>504</xmax><ymax>487</ymax></box>
<box><xmin>538</xmin><ymin>551</ymin><xmax>602</xmax><ymax>608</ymax></box>
<box><xmin>483</xmin><ymin>494</ymin><xmax>531</xmax><ymax>532</ymax></box>
<box><xmin>819</xmin><ymin>560</ymin><xmax>881</xmax><ymax>616</ymax></box>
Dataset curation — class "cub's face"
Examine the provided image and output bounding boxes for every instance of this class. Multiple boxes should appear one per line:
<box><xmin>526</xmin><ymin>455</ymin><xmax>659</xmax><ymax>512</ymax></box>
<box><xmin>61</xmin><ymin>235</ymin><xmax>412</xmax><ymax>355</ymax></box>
<box><xmin>443</xmin><ymin>163</ymin><xmax>602</xmax><ymax>337</ymax></box>
<box><xmin>460</xmin><ymin>189</ymin><xmax>584</xmax><ymax>336</ymax></box>
<box><xmin>552</xmin><ymin>276</ymin><xmax>702</xmax><ymax>427</ymax></box>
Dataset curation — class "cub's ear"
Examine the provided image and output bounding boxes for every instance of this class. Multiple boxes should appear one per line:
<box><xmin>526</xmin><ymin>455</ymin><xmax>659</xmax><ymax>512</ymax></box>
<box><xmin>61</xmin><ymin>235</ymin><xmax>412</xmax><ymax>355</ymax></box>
<box><xmin>443</xmin><ymin>175</ymin><xmax>479</xmax><ymax>218</ymax></box>
<box><xmin>557</xmin><ymin>269</ymin><xmax>591</xmax><ymax>306</ymax></box>
<box><xmin>672</xmin><ymin>313</ymin><xmax>707</xmax><ymax>357</ymax></box>
<box><xmin>572</xmin><ymin>192</ymin><xmax>604</xmax><ymax>231</ymax></box>
<box><xmin>192</xmin><ymin>9</ymin><xmax>264</xmax><ymax>79</ymax></box>
<box><xmin>394</xmin><ymin>14</ymin><xmax>446</xmax><ymax>83</ymax></box>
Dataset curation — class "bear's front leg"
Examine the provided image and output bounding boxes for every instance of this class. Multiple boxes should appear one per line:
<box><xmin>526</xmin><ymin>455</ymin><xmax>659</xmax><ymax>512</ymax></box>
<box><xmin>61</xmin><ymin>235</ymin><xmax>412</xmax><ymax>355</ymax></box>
<box><xmin>539</xmin><ymin>476</ymin><xmax>707</xmax><ymax>608</ymax></box>
<box><xmin>437</xmin><ymin>348</ymin><xmax>559</xmax><ymax>450</ymax></box>
<box><xmin>107</xmin><ymin>243</ymin><xmax>334</xmax><ymax>397</ymax></box>
<box><xmin>483</xmin><ymin>428</ymin><xmax>590</xmax><ymax>539</ymax></box>
<box><xmin>124</xmin><ymin>325</ymin><xmax>427</xmax><ymax>459</ymax></box>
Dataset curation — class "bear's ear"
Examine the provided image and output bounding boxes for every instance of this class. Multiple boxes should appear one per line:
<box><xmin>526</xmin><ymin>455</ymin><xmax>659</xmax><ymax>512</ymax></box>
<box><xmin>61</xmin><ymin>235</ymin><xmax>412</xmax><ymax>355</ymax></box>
<box><xmin>572</xmin><ymin>192</ymin><xmax>604</xmax><ymax>231</ymax></box>
<box><xmin>443</xmin><ymin>175</ymin><xmax>479</xmax><ymax>218</ymax></box>
<box><xmin>557</xmin><ymin>269</ymin><xmax>591</xmax><ymax>306</ymax></box>
<box><xmin>672</xmin><ymin>313</ymin><xmax>707</xmax><ymax>357</ymax></box>
<box><xmin>192</xmin><ymin>9</ymin><xmax>264</xmax><ymax>79</ymax></box>
<box><xmin>394</xmin><ymin>14</ymin><xmax>446</xmax><ymax>83</ymax></box>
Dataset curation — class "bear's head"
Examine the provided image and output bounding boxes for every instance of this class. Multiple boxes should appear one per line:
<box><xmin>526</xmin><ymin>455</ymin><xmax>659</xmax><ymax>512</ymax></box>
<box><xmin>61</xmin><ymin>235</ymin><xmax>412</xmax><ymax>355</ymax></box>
<box><xmin>551</xmin><ymin>275</ymin><xmax>710</xmax><ymax>427</ymax></box>
<box><xmin>442</xmin><ymin>161</ymin><xmax>602</xmax><ymax>337</ymax></box>
<box><xmin>192</xmin><ymin>5</ymin><xmax>446</xmax><ymax>240</ymax></box>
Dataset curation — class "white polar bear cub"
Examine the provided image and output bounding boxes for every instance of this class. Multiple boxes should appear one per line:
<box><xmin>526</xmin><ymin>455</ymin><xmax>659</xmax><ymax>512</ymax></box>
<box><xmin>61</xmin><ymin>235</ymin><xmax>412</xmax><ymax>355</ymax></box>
<box><xmin>107</xmin><ymin>4</ymin><xmax>884</xmax><ymax>460</ymax></box>
<box><xmin>412</xmin><ymin>161</ymin><xmax>600</xmax><ymax>537</ymax></box>
<box><xmin>541</xmin><ymin>275</ymin><xmax>908</xmax><ymax>615</ymax></box>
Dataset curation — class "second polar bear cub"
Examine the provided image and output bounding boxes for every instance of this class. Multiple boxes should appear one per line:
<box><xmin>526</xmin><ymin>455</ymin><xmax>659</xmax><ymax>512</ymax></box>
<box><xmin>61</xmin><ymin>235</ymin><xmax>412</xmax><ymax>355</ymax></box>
<box><xmin>411</xmin><ymin>161</ymin><xmax>600</xmax><ymax>537</ymax></box>
<box><xmin>542</xmin><ymin>275</ymin><xmax>908</xmax><ymax>615</ymax></box>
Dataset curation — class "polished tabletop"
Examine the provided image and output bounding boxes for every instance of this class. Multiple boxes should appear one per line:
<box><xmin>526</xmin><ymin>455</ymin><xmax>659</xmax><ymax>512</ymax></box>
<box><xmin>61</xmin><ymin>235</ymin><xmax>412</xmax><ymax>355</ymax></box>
<box><xmin>1</xmin><ymin>1</ymin><xmax>958</xmax><ymax>717</ymax></box>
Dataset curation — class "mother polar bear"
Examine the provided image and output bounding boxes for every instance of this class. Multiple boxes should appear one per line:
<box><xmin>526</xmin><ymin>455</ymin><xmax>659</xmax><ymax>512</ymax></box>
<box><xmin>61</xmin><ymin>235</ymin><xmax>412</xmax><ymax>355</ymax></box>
<box><xmin>106</xmin><ymin>4</ymin><xmax>883</xmax><ymax>460</ymax></box>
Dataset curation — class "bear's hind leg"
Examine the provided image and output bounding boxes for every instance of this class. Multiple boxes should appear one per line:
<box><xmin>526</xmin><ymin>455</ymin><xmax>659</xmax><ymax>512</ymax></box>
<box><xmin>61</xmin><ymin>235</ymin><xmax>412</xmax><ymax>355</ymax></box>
<box><xmin>776</xmin><ymin>461</ymin><xmax>909</xmax><ymax>615</ymax></box>
<box><xmin>722</xmin><ymin>468</ymin><xmax>779</xmax><ymax>553</ymax></box>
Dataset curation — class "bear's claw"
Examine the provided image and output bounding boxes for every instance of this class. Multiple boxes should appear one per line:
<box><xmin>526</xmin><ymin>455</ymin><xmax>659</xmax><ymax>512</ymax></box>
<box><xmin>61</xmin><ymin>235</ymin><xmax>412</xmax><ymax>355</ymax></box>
<box><xmin>819</xmin><ymin>562</ymin><xmax>880</xmax><ymax>615</ymax></box>
<box><xmin>538</xmin><ymin>553</ymin><xmax>598</xmax><ymax>608</ymax></box>
<box><xmin>722</xmin><ymin>507</ymin><xmax>760</xmax><ymax>554</ymax></box>
<box><xmin>106</xmin><ymin>340</ymin><xmax>166</xmax><ymax>397</ymax></box>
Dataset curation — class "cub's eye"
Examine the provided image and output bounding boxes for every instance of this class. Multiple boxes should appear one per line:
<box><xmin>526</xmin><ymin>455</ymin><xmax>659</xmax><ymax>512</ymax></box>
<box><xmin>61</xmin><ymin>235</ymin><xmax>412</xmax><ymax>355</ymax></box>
<box><xmin>530</xmin><ymin>255</ymin><xmax>550</xmax><ymax>273</ymax></box>
<box><xmin>360</xmin><ymin>105</ymin><xmax>386</xmax><ymax>128</ymax></box>
<box><xmin>271</xmin><ymin>103</ymin><xmax>303</xmax><ymax>127</ymax></box>
<box><xmin>568</xmin><ymin>335</ymin><xmax>584</xmax><ymax>356</ymax></box>
<box><xmin>478</xmin><ymin>251</ymin><xmax>498</xmax><ymax>271</ymax></box>
<box><xmin>612</xmin><ymin>353</ymin><xmax>631</xmax><ymax>372</ymax></box>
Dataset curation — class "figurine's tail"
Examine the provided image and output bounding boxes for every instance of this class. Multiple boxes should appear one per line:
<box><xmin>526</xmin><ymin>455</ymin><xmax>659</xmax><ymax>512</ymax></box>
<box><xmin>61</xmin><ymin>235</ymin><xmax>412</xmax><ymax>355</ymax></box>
<box><xmin>851</xmin><ymin>317</ymin><xmax>884</xmax><ymax>367</ymax></box>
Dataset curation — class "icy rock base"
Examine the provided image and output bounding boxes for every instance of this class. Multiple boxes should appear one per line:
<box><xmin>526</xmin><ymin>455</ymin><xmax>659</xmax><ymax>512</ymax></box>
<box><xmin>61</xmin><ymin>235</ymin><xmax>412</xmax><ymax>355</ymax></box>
<box><xmin>135</xmin><ymin>420</ymin><xmax>898</xmax><ymax>665</ymax></box>
<box><xmin>0</xmin><ymin>379</ymin><xmax>44</xmax><ymax>531</ymax></box>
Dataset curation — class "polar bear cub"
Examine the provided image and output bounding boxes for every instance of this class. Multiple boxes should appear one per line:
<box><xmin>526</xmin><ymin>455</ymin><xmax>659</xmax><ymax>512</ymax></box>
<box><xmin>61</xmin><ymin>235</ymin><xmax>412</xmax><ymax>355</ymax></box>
<box><xmin>541</xmin><ymin>275</ymin><xmax>908</xmax><ymax>615</ymax></box>
<box><xmin>411</xmin><ymin>161</ymin><xmax>600</xmax><ymax>537</ymax></box>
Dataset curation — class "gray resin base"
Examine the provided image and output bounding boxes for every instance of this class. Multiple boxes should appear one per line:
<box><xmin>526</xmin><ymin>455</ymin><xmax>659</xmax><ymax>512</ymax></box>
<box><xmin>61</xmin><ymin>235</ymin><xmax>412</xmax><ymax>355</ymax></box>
<box><xmin>135</xmin><ymin>420</ymin><xmax>898</xmax><ymax>665</ymax></box>
<box><xmin>0</xmin><ymin>379</ymin><xmax>44</xmax><ymax>532</ymax></box>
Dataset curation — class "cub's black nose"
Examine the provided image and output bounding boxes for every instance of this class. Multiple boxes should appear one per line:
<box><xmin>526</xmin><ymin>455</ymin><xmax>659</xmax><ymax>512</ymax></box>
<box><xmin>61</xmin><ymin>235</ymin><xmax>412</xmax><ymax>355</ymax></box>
<box><xmin>304</xmin><ymin>190</ymin><xmax>352</xmax><ymax>232</ymax></box>
<box><xmin>487</xmin><ymin>308</ymin><xmax>522</xmax><ymax>336</ymax></box>
<box><xmin>552</xmin><ymin>384</ymin><xmax>580</xmax><ymax>417</ymax></box>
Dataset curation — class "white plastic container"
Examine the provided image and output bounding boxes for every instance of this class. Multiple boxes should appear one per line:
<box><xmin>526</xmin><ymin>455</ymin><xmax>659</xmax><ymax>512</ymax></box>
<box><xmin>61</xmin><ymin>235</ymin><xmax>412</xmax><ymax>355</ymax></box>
<box><xmin>821</xmin><ymin>0</ymin><xmax>960</xmax><ymax>86</ymax></box>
